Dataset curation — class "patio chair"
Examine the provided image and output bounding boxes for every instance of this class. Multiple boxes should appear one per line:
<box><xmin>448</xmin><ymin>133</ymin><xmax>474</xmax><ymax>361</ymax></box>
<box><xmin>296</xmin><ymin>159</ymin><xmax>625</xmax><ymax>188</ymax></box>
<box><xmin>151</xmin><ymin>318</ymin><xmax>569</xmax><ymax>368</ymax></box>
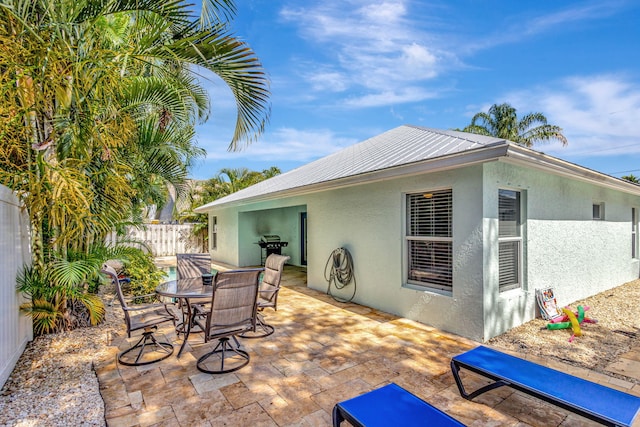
<box><xmin>193</xmin><ymin>269</ymin><xmax>262</xmax><ymax>374</ymax></box>
<box><xmin>176</xmin><ymin>252</ymin><xmax>212</xmax><ymax>279</ymax></box>
<box><xmin>240</xmin><ymin>254</ymin><xmax>290</xmax><ymax>338</ymax></box>
<box><xmin>175</xmin><ymin>253</ymin><xmax>212</xmax><ymax>332</ymax></box>
<box><xmin>101</xmin><ymin>264</ymin><xmax>175</xmax><ymax>366</ymax></box>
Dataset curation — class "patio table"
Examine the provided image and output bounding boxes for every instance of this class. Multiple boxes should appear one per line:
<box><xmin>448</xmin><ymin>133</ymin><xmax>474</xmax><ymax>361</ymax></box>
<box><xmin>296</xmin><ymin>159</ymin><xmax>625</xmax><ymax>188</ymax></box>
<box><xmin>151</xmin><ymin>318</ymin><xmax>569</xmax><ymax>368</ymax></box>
<box><xmin>156</xmin><ymin>277</ymin><xmax>213</xmax><ymax>358</ymax></box>
<box><xmin>156</xmin><ymin>268</ymin><xmax>264</xmax><ymax>358</ymax></box>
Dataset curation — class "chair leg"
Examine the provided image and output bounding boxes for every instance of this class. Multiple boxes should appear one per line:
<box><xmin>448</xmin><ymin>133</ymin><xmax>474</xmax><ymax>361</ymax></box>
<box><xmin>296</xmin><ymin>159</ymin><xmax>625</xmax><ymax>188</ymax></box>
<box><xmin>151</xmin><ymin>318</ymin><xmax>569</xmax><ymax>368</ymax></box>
<box><xmin>238</xmin><ymin>312</ymin><xmax>275</xmax><ymax>339</ymax></box>
<box><xmin>197</xmin><ymin>337</ymin><xmax>250</xmax><ymax>374</ymax></box>
<box><xmin>118</xmin><ymin>327</ymin><xmax>174</xmax><ymax>366</ymax></box>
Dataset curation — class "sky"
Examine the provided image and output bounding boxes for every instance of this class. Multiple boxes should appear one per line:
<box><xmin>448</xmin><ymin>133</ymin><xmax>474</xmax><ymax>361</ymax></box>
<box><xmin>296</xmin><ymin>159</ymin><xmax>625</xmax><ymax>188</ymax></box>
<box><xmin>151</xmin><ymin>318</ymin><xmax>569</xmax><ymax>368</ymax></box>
<box><xmin>189</xmin><ymin>0</ymin><xmax>640</xmax><ymax>181</ymax></box>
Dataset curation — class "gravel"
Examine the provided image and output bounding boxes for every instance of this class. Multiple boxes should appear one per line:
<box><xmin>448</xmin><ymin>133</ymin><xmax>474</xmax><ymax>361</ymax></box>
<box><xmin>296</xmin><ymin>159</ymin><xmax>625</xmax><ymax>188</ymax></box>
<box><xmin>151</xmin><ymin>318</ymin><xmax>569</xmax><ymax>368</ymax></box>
<box><xmin>0</xmin><ymin>291</ymin><xmax>121</xmax><ymax>427</ymax></box>
<box><xmin>489</xmin><ymin>278</ymin><xmax>640</xmax><ymax>383</ymax></box>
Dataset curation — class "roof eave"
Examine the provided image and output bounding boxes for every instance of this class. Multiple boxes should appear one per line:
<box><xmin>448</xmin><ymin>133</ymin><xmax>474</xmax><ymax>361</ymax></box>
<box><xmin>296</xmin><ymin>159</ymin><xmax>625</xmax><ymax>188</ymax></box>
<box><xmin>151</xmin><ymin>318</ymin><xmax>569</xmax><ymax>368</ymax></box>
<box><xmin>195</xmin><ymin>143</ymin><xmax>510</xmax><ymax>212</ymax></box>
<box><xmin>503</xmin><ymin>144</ymin><xmax>640</xmax><ymax>195</ymax></box>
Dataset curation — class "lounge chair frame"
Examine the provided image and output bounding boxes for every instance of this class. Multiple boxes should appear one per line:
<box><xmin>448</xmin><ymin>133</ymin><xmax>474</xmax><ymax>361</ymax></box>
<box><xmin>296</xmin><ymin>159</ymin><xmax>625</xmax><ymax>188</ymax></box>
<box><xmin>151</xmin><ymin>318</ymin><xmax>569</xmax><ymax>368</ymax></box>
<box><xmin>451</xmin><ymin>346</ymin><xmax>640</xmax><ymax>427</ymax></box>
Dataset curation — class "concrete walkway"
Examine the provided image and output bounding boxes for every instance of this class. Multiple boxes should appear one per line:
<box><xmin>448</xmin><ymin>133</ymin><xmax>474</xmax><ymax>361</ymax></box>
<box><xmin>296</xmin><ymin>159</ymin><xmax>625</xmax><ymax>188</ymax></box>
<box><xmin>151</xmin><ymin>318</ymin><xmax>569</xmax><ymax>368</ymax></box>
<box><xmin>97</xmin><ymin>266</ymin><xmax>640</xmax><ymax>426</ymax></box>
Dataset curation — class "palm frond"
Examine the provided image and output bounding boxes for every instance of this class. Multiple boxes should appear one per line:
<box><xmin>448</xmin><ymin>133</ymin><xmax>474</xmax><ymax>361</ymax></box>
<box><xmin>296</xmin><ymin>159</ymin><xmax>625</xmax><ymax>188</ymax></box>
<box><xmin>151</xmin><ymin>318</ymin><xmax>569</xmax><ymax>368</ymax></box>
<box><xmin>50</xmin><ymin>258</ymin><xmax>96</xmax><ymax>287</ymax></box>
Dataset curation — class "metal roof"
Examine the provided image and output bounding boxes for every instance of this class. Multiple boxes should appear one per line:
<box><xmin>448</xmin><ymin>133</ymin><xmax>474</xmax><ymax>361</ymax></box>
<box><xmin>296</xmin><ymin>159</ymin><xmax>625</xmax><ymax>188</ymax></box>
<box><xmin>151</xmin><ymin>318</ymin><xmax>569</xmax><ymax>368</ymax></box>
<box><xmin>195</xmin><ymin>125</ymin><xmax>506</xmax><ymax>211</ymax></box>
<box><xmin>194</xmin><ymin>124</ymin><xmax>640</xmax><ymax>211</ymax></box>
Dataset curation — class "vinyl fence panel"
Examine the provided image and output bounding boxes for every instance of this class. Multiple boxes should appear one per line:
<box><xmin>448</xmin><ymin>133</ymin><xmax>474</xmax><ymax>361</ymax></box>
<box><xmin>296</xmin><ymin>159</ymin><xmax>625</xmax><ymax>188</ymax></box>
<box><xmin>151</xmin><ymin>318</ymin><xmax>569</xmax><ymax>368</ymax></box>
<box><xmin>0</xmin><ymin>185</ymin><xmax>32</xmax><ymax>389</ymax></box>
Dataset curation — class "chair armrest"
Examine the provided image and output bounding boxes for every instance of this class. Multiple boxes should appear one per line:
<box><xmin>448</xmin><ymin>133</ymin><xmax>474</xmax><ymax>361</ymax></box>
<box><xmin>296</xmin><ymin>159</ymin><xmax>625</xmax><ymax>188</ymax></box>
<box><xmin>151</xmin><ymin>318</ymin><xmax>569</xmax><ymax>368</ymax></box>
<box><xmin>123</xmin><ymin>303</ymin><xmax>168</xmax><ymax>312</ymax></box>
<box><xmin>193</xmin><ymin>304</ymin><xmax>210</xmax><ymax>315</ymax></box>
<box><xmin>125</xmin><ymin>292</ymin><xmax>156</xmax><ymax>299</ymax></box>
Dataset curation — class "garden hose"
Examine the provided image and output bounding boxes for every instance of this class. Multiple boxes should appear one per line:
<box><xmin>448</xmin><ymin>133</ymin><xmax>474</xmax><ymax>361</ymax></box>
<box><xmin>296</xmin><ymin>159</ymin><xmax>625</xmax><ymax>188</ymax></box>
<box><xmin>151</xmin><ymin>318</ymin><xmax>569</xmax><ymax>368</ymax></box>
<box><xmin>324</xmin><ymin>247</ymin><xmax>356</xmax><ymax>303</ymax></box>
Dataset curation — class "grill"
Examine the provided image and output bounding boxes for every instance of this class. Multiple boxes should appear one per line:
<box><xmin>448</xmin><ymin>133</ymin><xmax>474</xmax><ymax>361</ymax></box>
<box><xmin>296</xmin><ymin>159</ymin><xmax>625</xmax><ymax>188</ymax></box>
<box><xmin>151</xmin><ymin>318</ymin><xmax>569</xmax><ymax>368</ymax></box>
<box><xmin>257</xmin><ymin>235</ymin><xmax>288</xmax><ymax>264</ymax></box>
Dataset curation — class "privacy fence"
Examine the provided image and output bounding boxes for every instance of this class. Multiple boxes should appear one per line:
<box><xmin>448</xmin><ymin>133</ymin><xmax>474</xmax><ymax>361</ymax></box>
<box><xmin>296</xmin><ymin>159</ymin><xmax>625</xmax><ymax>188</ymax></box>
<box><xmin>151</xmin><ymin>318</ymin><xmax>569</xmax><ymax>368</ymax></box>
<box><xmin>0</xmin><ymin>185</ymin><xmax>32</xmax><ymax>389</ymax></box>
<box><xmin>106</xmin><ymin>223</ymin><xmax>206</xmax><ymax>256</ymax></box>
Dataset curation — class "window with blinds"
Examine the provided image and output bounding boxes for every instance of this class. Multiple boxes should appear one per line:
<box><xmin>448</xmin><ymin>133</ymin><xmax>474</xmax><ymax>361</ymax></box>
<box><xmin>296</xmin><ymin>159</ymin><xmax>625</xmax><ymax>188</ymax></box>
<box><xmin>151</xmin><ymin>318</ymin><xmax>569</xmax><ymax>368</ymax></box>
<box><xmin>406</xmin><ymin>190</ymin><xmax>453</xmax><ymax>291</ymax></box>
<box><xmin>498</xmin><ymin>189</ymin><xmax>521</xmax><ymax>292</ymax></box>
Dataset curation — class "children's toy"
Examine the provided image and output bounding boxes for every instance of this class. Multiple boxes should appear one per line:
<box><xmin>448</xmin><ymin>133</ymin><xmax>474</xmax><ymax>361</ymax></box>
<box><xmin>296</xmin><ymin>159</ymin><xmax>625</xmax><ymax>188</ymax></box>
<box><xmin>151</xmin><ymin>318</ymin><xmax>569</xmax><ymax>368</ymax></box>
<box><xmin>546</xmin><ymin>305</ymin><xmax>597</xmax><ymax>342</ymax></box>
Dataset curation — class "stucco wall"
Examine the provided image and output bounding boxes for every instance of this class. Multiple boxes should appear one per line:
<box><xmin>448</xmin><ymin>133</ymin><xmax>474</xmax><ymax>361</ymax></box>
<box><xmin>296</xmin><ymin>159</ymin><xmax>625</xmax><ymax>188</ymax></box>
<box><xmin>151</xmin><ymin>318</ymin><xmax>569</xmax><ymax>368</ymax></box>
<box><xmin>305</xmin><ymin>165</ymin><xmax>487</xmax><ymax>341</ymax></box>
<box><xmin>206</xmin><ymin>160</ymin><xmax>640</xmax><ymax>342</ymax></box>
<box><xmin>209</xmin><ymin>198</ymin><xmax>306</xmax><ymax>267</ymax></box>
<box><xmin>209</xmin><ymin>208</ymin><xmax>241</xmax><ymax>265</ymax></box>
<box><xmin>482</xmin><ymin>161</ymin><xmax>640</xmax><ymax>339</ymax></box>
<box><xmin>238</xmin><ymin>205</ymin><xmax>306</xmax><ymax>266</ymax></box>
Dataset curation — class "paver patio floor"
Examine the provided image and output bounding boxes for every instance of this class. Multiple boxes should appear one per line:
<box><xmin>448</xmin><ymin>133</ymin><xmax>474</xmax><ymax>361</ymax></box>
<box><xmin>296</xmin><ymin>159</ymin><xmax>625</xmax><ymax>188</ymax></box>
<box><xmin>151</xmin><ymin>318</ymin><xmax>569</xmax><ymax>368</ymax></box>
<box><xmin>97</xmin><ymin>266</ymin><xmax>640</xmax><ymax>426</ymax></box>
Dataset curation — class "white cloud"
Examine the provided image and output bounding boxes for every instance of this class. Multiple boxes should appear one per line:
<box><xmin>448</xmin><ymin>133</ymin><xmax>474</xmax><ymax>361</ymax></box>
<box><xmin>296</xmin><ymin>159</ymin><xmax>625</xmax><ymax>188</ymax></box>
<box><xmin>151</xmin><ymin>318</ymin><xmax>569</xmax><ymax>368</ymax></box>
<box><xmin>204</xmin><ymin>127</ymin><xmax>358</xmax><ymax>162</ymax></box>
<box><xmin>505</xmin><ymin>75</ymin><xmax>640</xmax><ymax>157</ymax></box>
<box><xmin>344</xmin><ymin>86</ymin><xmax>439</xmax><ymax>108</ymax></box>
<box><xmin>280</xmin><ymin>1</ymin><xmax>446</xmax><ymax>106</ymax></box>
<box><xmin>304</xmin><ymin>68</ymin><xmax>350</xmax><ymax>93</ymax></box>
<box><xmin>465</xmin><ymin>1</ymin><xmax>628</xmax><ymax>53</ymax></box>
<box><xmin>279</xmin><ymin>0</ymin><xmax>632</xmax><ymax>110</ymax></box>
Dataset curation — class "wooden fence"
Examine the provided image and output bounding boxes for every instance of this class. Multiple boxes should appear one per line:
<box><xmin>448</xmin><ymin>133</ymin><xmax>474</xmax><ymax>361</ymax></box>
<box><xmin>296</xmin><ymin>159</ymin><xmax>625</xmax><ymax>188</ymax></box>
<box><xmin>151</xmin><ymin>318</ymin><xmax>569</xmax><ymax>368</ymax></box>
<box><xmin>106</xmin><ymin>223</ymin><xmax>206</xmax><ymax>256</ymax></box>
<box><xmin>0</xmin><ymin>185</ymin><xmax>32</xmax><ymax>389</ymax></box>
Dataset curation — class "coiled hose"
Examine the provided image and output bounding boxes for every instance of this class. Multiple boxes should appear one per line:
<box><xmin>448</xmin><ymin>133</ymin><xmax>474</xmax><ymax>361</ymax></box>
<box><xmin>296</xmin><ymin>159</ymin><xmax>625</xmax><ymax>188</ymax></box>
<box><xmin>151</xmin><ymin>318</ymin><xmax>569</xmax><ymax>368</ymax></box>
<box><xmin>324</xmin><ymin>247</ymin><xmax>356</xmax><ymax>303</ymax></box>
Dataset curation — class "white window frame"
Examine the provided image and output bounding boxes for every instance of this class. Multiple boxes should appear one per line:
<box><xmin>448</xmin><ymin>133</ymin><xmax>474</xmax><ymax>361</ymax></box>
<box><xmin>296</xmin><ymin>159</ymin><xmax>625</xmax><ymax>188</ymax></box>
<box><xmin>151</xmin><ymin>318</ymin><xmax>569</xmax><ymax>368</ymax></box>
<box><xmin>593</xmin><ymin>202</ymin><xmax>605</xmax><ymax>220</ymax></box>
<box><xmin>633</xmin><ymin>208</ymin><xmax>638</xmax><ymax>259</ymax></box>
<box><xmin>210</xmin><ymin>215</ymin><xmax>218</xmax><ymax>250</ymax></box>
<box><xmin>405</xmin><ymin>189</ymin><xmax>453</xmax><ymax>292</ymax></box>
<box><xmin>498</xmin><ymin>189</ymin><xmax>522</xmax><ymax>293</ymax></box>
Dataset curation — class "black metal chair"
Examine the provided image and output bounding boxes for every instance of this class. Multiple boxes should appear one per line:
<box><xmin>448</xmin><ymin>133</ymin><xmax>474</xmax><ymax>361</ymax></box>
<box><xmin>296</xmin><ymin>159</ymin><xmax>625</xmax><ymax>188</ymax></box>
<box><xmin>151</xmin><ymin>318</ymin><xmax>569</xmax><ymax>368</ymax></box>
<box><xmin>193</xmin><ymin>269</ymin><xmax>262</xmax><ymax>374</ymax></box>
<box><xmin>101</xmin><ymin>264</ymin><xmax>175</xmax><ymax>366</ymax></box>
<box><xmin>240</xmin><ymin>254</ymin><xmax>289</xmax><ymax>338</ymax></box>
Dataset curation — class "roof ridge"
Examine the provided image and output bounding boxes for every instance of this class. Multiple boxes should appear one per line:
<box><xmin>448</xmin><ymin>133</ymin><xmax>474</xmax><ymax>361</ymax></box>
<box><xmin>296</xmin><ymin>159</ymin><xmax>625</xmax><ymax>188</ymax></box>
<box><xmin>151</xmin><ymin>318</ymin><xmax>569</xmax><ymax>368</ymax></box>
<box><xmin>404</xmin><ymin>124</ymin><xmax>507</xmax><ymax>146</ymax></box>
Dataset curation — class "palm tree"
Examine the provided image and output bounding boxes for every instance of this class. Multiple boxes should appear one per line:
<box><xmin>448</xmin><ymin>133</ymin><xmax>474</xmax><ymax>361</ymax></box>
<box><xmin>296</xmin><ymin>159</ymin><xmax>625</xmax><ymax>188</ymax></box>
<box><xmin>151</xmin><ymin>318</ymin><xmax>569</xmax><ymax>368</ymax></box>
<box><xmin>462</xmin><ymin>103</ymin><xmax>568</xmax><ymax>147</ymax></box>
<box><xmin>0</xmin><ymin>0</ymin><xmax>270</xmax><ymax>266</ymax></box>
<box><xmin>180</xmin><ymin>166</ymin><xmax>282</xmax><ymax>241</ymax></box>
<box><xmin>0</xmin><ymin>0</ymin><xmax>270</xmax><ymax>332</ymax></box>
<box><xmin>622</xmin><ymin>174</ymin><xmax>640</xmax><ymax>184</ymax></box>
<box><xmin>190</xmin><ymin>166</ymin><xmax>281</xmax><ymax>206</ymax></box>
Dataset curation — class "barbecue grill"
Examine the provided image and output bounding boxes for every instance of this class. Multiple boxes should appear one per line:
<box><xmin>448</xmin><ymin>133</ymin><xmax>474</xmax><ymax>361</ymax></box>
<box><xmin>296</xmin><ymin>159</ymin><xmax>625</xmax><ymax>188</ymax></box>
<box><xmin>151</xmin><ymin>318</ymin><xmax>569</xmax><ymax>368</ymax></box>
<box><xmin>257</xmin><ymin>235</ymin><xmax>288</xmax><ymax>264</ymax></box>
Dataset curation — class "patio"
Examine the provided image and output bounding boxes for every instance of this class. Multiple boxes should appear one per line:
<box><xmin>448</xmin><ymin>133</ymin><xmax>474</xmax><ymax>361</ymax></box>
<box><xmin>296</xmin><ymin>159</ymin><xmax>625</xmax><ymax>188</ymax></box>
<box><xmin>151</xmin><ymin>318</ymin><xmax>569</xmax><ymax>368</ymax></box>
<box><xmin>97</xmin><ymin>265</ymin><xmax>640</xmax><ymax>426</ymax></box>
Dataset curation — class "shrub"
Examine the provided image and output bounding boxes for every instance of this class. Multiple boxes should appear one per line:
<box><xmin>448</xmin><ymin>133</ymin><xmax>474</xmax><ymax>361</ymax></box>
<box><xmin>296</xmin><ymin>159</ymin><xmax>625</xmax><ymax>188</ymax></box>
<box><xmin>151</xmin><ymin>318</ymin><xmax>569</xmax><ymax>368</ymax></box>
<box><xmin>120</xmin><ymin>250</ymin><xmax>167</xmax><ymax>298</ymax></box>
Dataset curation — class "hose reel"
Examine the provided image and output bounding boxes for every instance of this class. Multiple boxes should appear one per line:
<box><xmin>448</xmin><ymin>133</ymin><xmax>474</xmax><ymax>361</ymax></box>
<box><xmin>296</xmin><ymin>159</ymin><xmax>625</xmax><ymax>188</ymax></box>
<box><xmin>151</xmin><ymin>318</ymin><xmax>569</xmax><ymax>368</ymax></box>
<box><xmin>324</xmin><ymin>247</ymin><xmax>356</xmax><ymax>303</ymax></box>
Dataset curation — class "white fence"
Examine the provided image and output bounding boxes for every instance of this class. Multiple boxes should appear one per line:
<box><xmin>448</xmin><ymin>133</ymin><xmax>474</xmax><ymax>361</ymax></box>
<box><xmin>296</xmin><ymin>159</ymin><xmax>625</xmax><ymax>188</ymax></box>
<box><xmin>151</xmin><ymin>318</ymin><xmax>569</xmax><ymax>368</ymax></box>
<box><xmin>106</xmin><ymin>223</ymin><xmax>206</xmax><ymax>256</ymax></box>
<box><xmin>0</xmin><ymin>186</ymin><xmax>32</xmax><ymax>389</ymax></box>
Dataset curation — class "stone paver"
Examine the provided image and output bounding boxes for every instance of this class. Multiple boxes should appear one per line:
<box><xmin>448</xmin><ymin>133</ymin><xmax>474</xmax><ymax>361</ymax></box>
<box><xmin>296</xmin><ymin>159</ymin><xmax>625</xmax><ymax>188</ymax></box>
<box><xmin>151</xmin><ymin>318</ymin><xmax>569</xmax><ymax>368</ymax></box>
<box><xmin>96</xmin><ymin>266</ymin><xmax>640</xmax><ymax>426</ymax></box>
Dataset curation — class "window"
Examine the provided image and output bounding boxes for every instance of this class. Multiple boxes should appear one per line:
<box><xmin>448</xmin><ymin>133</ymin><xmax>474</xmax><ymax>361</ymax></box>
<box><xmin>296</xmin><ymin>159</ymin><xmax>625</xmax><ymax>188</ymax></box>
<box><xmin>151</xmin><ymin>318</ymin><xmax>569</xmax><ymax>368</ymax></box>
<box><xmin>499</xmin><ymin>189</ymin><xmax>522</xmax><ymax>292</ymax></box>
<box><xmin>593</xmin><ymin>202</ymin><xmax>604</xmax><ymax>220</ymax></box>
<box><xmin>406</xmin><ymin>190</ymin><xmax>452</xmax><ymax>292</ymax></box>
<box><xmin>211</xmin><ymin>216</ymin><xmax>218</xmax><ymax>250</ymax></box>
<box><xmin>633</xmin><ymin>208</ymin><xmax>637</xmax><ymax>259</ymax></box>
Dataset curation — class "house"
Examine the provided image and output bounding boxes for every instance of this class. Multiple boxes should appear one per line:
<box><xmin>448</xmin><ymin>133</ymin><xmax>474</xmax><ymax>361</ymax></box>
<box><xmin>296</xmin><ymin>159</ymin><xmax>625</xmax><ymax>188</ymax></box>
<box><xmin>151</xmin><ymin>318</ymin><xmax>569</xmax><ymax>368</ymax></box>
<box><xmin>194</xmin><ymin>125</ymin><xmax>640</xmax><ymax>341</ymax></box>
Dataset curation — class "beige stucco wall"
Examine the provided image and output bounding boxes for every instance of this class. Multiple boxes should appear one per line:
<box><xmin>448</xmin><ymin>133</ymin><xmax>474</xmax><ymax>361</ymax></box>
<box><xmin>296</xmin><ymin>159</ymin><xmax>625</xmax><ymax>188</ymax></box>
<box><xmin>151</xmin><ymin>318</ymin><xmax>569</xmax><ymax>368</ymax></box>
<box><xmin>205</xmin><ymin>160</ymin><xmax>640</xmax><ymax>342</ymax></box>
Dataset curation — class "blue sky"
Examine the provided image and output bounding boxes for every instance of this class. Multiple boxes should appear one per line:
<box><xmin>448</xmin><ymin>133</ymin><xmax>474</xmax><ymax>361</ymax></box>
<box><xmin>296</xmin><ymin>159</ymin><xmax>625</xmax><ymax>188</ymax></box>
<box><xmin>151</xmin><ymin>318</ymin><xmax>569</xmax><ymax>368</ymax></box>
<box><xmin>190</xmin><ymin>0</ymin><xmax>640</xmax><ymax>180</ymax></box>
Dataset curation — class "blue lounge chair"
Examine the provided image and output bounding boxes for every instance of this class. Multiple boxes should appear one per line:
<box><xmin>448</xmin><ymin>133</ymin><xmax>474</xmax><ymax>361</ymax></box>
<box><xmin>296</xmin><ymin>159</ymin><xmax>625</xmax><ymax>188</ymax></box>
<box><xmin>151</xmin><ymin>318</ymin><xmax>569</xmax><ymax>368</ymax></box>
<box><xmin>332</xmin><ymin>382</ymin><xmax>465</xmax><ymax>426</ymax></box>
<box><xmin>451</xmin><ymin>346</ymin><xmax>640</xmax><ymax>427</ymax></box>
